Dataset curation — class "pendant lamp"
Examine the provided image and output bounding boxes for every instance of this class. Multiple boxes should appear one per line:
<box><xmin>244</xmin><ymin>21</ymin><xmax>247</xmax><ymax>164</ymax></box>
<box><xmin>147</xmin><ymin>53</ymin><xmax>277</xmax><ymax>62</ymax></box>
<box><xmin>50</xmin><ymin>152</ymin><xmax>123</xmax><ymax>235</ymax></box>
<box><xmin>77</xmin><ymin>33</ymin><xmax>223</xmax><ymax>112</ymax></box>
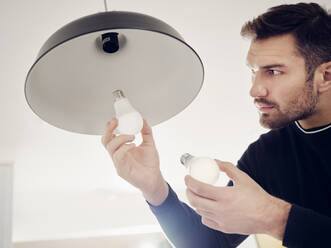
<box><xmin>25</xmin><ymin>5</ymin><xmax>204</xmax><ymax>135</ymax></box>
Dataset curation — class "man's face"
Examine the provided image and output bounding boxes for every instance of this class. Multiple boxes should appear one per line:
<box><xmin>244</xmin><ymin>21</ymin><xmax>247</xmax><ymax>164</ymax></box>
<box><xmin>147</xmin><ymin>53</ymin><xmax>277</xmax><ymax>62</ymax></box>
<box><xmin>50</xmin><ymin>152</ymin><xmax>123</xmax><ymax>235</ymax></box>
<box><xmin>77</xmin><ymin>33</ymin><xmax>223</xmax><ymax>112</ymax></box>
<box><xmin>246</xmin><ymin>34</ymin><xmax>319</xmax><ymax>129</ymax></box>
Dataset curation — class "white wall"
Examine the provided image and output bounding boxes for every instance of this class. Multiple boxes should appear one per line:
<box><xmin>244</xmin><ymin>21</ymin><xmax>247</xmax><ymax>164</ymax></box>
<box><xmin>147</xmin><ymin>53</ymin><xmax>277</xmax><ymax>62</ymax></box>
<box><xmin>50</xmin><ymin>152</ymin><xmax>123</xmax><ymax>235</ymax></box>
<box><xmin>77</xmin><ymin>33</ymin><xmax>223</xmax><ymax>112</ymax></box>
<box><xmin>0</xmin><ymin>162</ymin><xmax>14</xmax><ymax>248</ymax></box>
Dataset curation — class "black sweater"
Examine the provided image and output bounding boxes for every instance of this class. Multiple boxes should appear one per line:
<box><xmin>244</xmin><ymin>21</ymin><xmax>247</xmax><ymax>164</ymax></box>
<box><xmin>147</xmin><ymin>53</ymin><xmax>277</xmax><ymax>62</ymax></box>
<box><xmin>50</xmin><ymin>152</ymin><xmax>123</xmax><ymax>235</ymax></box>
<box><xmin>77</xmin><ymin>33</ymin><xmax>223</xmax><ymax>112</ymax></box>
<box><xmin>148</xmin><ymin>121</ymin><xmax>331</xmax><ymax>247</ymax></box>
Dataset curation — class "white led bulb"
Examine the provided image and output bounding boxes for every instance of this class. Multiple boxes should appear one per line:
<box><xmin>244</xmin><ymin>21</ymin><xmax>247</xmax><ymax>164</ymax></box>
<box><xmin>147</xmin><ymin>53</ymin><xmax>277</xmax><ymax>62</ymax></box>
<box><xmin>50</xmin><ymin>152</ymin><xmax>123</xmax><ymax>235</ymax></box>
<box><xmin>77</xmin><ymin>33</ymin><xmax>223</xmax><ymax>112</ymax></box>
<box><xmin>180</xmin><ymin>153</ymin><xmax>220</xmax><ymax>185</ymax></box>
<box><xmin>113</xmin><ymin>90</ymin><xmax>143</xmax><ymax>135</ymax></box>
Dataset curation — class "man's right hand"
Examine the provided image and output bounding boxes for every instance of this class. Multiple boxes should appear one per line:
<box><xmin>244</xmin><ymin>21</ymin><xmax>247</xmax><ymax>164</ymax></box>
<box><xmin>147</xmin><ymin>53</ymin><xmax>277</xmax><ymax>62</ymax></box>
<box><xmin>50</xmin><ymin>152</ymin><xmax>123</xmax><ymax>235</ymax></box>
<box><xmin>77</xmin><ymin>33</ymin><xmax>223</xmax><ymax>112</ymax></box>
<box><xmin>101</xmin><ymin>118</ymin><xmax>169</xmax><ymax>206</ymax></box>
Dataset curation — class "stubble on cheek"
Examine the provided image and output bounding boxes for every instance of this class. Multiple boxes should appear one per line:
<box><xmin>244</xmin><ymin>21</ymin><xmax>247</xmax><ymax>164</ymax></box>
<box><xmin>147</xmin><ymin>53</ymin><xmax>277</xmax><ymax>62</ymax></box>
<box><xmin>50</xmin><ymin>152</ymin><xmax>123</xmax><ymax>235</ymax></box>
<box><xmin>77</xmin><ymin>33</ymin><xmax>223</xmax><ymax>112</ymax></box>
<box><xmin>258</xmin><ymin>82</ymin><xmax>318</xmax><ymax>130</ymax></box>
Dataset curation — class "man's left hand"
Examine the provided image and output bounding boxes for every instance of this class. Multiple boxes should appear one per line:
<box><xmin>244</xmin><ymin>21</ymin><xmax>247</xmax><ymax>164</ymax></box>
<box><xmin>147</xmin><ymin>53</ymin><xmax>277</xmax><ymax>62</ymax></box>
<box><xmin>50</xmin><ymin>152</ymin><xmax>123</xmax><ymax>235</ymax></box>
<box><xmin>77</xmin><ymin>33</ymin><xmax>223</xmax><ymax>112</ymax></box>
<box><xmin>185</xmin><ymin>160</ymin><xmax>291</xmax><ymax>240</ymax></box>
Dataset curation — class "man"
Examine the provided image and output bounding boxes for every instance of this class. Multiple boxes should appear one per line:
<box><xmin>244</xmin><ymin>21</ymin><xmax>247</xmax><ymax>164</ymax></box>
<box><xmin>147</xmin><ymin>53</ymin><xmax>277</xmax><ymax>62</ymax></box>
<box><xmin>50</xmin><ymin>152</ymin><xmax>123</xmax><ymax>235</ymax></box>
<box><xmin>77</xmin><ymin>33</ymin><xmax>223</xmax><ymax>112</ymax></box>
<box><xmin>102</xmin><ymin>2</ymin><xmax>331</xmax><ymax>247</ymax></box>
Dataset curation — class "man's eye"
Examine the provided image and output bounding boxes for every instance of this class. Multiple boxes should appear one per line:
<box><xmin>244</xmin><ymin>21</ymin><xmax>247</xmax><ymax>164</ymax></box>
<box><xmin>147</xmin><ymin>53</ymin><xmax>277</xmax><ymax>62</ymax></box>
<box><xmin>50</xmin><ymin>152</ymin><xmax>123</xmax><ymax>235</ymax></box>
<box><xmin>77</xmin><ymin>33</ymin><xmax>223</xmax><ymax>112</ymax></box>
<box><xmin>266</xmin><ymin>70</ymin><xmax>281</xmax><ymax>76</ymax></box>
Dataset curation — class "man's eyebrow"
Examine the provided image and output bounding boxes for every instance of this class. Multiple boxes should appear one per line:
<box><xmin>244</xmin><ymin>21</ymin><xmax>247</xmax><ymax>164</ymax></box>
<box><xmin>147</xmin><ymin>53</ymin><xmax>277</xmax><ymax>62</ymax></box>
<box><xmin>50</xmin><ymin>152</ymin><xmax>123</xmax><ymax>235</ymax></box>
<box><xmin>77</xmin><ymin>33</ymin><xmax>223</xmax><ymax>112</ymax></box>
<box><xmin>261</xmin><ymin>64</ymin><xmax>286</xmax><ymax>69</ymax></box>
<box><xmin>245</xmin><ymin>63</ymin><xmax>286</xmax><ymax>70</ymax></box>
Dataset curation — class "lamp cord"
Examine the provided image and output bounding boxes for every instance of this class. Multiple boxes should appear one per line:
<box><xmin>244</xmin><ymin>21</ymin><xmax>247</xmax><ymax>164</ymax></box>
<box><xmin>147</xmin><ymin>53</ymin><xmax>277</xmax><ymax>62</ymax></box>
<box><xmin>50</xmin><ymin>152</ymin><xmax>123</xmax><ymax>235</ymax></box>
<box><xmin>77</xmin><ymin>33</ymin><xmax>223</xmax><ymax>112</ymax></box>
<box><xmin>104</xmin><ymin>0</ymin><xmax>109</xmax><ymax>11</ymax></box>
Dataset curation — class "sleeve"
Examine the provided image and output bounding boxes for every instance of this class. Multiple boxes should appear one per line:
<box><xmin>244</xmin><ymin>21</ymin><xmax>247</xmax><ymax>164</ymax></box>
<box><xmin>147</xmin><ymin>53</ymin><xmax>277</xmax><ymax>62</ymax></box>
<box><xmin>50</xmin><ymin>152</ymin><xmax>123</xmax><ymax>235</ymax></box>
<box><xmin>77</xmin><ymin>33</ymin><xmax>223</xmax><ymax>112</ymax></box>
<box><xmin>282</xmin><ymin>204</ymin><xmax>331</xmax><ymax>248</ymax></box>
<box><xmin>147</xmin><ymin>183</ymin><xmax>248</xmax><ymax>248</ymax></box>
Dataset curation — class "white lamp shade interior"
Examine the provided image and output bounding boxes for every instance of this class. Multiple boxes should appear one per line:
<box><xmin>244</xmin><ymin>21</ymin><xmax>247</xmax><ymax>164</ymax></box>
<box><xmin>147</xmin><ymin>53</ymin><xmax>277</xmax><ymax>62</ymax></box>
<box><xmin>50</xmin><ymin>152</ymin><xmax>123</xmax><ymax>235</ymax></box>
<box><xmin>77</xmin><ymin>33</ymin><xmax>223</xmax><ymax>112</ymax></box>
<box><xmin>25</xmin><ymin>29</ymin><xmax>203</xmax><ymax>135</ymax></box>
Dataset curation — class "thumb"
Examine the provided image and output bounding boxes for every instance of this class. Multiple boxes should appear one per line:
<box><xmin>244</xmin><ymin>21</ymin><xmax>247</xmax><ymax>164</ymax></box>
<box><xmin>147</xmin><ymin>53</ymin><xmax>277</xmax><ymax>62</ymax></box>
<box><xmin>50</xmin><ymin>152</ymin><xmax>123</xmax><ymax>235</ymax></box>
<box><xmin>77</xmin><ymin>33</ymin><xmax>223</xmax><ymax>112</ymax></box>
<box><xmin>215</xmin><ymin>159</ymin><xmax>240</xmax><ymax>184</ymax></box>
<box><xmin>141</xmin><ymin>119</ymin><xmax>155</xmax><ymax>145</ymax></box>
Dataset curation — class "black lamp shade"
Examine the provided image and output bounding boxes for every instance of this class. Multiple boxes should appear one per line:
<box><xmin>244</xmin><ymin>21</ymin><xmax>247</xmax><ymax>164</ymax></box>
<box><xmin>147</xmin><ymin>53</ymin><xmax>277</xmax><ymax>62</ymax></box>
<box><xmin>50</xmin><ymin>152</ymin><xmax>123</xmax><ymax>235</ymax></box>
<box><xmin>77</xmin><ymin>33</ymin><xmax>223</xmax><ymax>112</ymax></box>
<box><xmin>25</xmin><ymin>11</ymin><xmax>204</xmax><ymax>135</ymax></box>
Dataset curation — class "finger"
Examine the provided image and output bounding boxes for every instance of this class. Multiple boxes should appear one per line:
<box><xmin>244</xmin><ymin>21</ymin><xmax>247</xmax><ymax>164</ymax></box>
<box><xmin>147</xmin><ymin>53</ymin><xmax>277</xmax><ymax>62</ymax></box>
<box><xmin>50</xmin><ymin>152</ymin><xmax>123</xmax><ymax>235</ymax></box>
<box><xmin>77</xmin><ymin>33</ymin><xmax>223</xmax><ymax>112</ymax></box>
<box><xmin>141</xmin><ymin>119</ymin><xmax>155</xmax><ymax>145</ymax></box>
<box><xmin>102</xmin><ymin>118</ymin><xmax>118</xmax><ymax>147</ymax></box>
<box><xmin>215</xmin><ymin>160</ymin><xmax>241</xmax><ymax>184</ymax></box>
<box><xmin>106</xmin><ymin>134</ymin><xmax>135</xmax><ymax>156</ymax></box>
<box><xmin>201</xmin><ymin>216</ymin><xmax>220</xmax><ymax>230</ymax></box>
<box><xmin>185</xmin><ymin>175</ymin><xmax>228</xmax><ymax>200</ymax></box>
<box><xmin>113</xmin><ymin>143</ymin><xmax>136</xmax><ymax>166</ymax></box>
<box><xmin>101</xmin><ymin>132</ymin><xmax>115</xmax><ymax>146</ymax></box>
<box><xmin>186</xmin><ymin>188</ymin><xmax>216</xmax><ymax>211</ymax></box>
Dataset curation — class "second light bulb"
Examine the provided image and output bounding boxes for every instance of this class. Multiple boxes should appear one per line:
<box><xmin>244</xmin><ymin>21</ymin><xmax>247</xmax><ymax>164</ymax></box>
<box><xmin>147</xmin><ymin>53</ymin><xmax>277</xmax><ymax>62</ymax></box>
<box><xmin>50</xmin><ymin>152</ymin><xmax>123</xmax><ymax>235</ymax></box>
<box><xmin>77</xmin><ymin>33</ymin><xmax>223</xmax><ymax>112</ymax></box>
<box><xmin>180</xmin><ymin>153</ymin><xmax>220</xmax><ymax>185</ymax></box>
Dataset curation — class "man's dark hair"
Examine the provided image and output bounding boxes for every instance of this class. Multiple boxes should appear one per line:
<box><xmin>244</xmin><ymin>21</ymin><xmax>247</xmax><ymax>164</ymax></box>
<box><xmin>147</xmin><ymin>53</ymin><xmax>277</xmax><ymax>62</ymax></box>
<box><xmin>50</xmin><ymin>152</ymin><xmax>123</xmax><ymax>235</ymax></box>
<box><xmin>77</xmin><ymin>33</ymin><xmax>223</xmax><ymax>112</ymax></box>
<box><xmin>241</xmin><ymin>2</ymin><xmax>331</xmax><ymax>82</ymax></box>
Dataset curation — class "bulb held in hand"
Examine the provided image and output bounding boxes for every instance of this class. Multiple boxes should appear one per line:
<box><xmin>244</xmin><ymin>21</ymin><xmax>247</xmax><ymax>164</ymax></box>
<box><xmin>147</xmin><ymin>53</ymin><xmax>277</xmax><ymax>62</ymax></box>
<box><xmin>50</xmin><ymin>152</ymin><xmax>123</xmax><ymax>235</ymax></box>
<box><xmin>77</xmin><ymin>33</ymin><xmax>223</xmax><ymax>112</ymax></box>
<box><xmin>113</xmin><ymin>90</ymin><xmax>143</xmax><ymax>135</ymax></box>
<box><xmin>180</xmin><ymin>153</ymin><xmax>219</xmax><ymax>185</ymax></box>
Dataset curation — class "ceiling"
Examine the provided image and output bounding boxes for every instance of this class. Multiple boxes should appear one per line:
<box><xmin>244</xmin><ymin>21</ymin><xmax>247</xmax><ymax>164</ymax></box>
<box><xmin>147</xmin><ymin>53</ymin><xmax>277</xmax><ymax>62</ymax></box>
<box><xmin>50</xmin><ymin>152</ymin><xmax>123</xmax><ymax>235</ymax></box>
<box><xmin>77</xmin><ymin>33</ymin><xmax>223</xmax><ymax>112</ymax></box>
<box><xmin>1</xmin><ymin>0</ymin><xmax>329</xmax><ymax>243</ymax></box>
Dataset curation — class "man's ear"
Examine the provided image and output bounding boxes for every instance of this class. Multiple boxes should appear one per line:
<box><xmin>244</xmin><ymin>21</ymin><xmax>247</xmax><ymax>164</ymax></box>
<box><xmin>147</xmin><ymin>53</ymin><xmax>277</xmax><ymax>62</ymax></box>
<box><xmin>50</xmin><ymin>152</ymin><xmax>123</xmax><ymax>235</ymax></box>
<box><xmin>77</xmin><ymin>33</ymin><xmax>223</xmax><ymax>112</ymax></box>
<box><xmin>316</xmin><ymin>61</ymin><xmax>331</xmax><ymax>93</ymax></box>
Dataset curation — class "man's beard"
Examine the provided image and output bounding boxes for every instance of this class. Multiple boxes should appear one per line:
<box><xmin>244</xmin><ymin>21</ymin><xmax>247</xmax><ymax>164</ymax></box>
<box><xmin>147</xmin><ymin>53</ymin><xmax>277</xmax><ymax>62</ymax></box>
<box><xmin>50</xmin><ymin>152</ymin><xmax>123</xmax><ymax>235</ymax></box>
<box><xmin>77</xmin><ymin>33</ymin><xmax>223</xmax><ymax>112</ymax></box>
<box><xmin>256</xmin><ymin>81</ymin><xmax>319</xmax><ymax>130</ymax></box>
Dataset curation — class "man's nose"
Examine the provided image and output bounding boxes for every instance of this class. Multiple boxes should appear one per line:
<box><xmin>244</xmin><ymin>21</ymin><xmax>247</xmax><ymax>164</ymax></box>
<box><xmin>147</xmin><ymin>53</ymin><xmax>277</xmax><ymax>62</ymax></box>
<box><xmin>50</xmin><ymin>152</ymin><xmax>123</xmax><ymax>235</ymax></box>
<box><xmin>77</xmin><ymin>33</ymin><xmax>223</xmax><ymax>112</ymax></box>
<box><xmin>249</xmin><ymin>74</ymin><xmax>268</xmax><ymax>98</ymax></box>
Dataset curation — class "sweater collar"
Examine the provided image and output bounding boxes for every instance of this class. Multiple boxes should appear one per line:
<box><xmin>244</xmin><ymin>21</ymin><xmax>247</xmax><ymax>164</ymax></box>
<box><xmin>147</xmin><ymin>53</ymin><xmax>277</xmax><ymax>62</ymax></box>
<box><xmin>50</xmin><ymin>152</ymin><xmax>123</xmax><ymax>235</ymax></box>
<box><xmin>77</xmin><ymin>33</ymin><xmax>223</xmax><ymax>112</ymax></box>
<box><xmin>294</xmin><ymin>121</ymin><xmax>331</xmax><ymax>134</ymax></box>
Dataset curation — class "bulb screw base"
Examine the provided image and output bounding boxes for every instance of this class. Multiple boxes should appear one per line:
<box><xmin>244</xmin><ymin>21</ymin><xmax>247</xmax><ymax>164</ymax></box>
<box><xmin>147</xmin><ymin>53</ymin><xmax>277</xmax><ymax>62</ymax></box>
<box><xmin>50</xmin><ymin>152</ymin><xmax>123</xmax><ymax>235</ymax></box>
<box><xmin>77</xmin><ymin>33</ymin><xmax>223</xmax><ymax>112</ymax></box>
<box><xmin>112</xmin><ymin>90</ymin><xmax>125</xmax><ymax>102</ymax></box>
<box><xmin>180</xmin><ymin>153</ymin><xmax>194</xmax><ymax>167</ymax></box>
